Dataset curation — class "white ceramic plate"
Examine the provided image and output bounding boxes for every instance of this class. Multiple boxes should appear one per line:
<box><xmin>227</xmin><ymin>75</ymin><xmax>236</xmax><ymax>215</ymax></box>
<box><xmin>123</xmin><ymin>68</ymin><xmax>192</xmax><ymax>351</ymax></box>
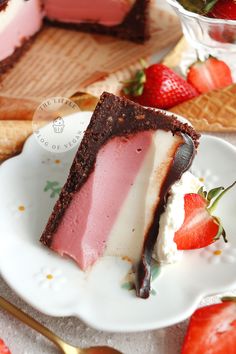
<box><xmin>0</xmin><ymin>112</ymin><xmax>236</xmax><ymax>332</ymax></box>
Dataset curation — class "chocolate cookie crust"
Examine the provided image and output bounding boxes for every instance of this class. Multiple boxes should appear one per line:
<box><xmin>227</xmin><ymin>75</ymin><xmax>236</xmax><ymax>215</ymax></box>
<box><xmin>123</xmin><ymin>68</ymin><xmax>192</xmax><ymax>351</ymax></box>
<box><xmin>0</xmin><ymin>36</ymin><xmax>36</xmax><ymax>76</ymax></box>
<box><xmin>45</xmin><ymin>0</ymin><xmax>151</xmax><ymax>43</ymax></box>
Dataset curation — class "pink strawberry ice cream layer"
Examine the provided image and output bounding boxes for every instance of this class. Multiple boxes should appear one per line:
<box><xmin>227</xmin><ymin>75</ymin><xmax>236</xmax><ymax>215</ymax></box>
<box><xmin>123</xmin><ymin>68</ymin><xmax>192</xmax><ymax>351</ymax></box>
<box><xmin>0</xmin><ymin>0</ymin><xmax>42</xmax><ymax>61</ymax></box>
<box><xmin>44</xmin><ymin>0</ymin><xmax>134</xmax><ymax>26</ymax></box>
<box><xmin>51</xmin><ymin>132</ymin><xmax>152</xmax><ymax>270</ymax></box>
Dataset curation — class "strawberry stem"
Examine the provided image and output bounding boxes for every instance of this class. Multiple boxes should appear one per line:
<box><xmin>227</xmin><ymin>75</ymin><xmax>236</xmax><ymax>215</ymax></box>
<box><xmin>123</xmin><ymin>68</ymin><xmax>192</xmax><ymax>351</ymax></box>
<box><xmin>208</xmin><ymin>181</ymin><xmax>236</xmax><ymax>214</ymax></box>
<box><xmin>203</xmin><ymin>0</ymin><xmax>219</xmax><ymax>13</ymax></box>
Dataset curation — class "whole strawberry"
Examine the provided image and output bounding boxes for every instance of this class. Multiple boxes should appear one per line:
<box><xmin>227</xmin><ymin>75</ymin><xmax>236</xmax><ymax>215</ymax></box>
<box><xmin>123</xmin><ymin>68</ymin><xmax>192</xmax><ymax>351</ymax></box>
<box><xmin>123</xmin><ymin>64</ymin><xmax>198</xmax><ymax>109</ymax></box>
<box><xmin>187</xmin><ymin>57</ymin><xmax>233</xmax><ymax>94</ymax></box>
<box><xmin>208</xmin><ymin>0</ymin><xmax>236</xmax><ymax>19</ymax></box>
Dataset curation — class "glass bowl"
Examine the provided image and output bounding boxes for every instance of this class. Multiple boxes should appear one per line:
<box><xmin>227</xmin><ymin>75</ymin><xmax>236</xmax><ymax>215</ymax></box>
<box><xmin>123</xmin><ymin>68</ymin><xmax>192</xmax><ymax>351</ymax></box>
<box><xmin>167</xmin><ymin>0</ymin><xmax>236</xmax><ymax>57</ymax></box>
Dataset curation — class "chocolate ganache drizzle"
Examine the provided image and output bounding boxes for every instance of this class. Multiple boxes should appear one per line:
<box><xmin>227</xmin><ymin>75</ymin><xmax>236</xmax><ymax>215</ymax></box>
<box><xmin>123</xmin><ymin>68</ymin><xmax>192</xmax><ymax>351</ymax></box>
<box><xmin>0</xmin><ymin>0</ymin><xmax>9</xmax><ymax>11</ymax></box>
<box><xmin>137</xmin><ymin>133</ymin><xmax>195</xmax><ymax>298</ymax></box>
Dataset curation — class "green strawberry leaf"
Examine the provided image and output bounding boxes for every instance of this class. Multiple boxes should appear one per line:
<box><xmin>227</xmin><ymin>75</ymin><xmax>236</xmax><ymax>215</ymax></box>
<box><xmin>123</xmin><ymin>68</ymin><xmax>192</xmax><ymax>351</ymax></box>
<box><xmin>208</xmin><ymin>181</ymin><xmax>236</xmax><ymax>214</ymax></box>
<box><xmin>197</xmin><ymin>181</ymin><xmax>236</xmax><ymax>245</ymax></box>
<box><xmin>135</xmin><ymin>70</ymin><xmax>146</xmax><ymax>84</ymax></box>
<box><xmin>135</xmin><ymin>83</ymin><xmax>145</xmax><ymax>96</ymax></box>
<box><xmin>203</xmin><ymin>0</ymin><xmax>219</xmax><ymax>13</ymax></box>
<box><xmin>123</xmin><ymin>86</ymin><xmax>132</xmax><ymax>95</ymax></box>
<box><xmin>207</xmin><ymin>186</ymin><xmax>224</xmax><ymax>202</ymax></box>
<box><xmin>122</xmin><ymin>68</ymin><xmax>146</xmax><ymax>97</ymax></box>
<box><xmin>198</xmin><ymin>186</ymin><xmax>207</xmax><ymax>199</ymax></box>
<box><xmin>213</xmin><ymin>216</ymin><xmax>228</xmax><ymax>243</ymax></box>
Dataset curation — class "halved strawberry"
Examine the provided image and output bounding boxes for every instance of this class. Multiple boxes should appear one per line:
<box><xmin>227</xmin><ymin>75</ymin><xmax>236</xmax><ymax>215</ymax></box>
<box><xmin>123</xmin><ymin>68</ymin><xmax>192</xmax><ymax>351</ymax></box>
<box><xmin>0</xmin><ymin>339</ymin><xmax>11</xmax><ymax>354</ymax></box>
<box><xmin>174</xmin><ymin>181</ymin><xmax>236</xmax><ymax>250</ymax></box>
<box><xmin>187</xmin><ymin>57</ymin><xmax>233</xmax><ymax>94</ymax></box>
<box><xmin>181</xmin><ymin>298</ymin><xmax>236</xmax><ymax>354</ymax></box>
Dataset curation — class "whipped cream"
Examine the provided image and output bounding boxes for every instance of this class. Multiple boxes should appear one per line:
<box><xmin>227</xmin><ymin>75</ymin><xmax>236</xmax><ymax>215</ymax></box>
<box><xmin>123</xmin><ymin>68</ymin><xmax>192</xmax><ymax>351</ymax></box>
<box><xmin>154</xmin><ymin>171</ymin><xmax>203</xmax><ymax>264</ymax></box>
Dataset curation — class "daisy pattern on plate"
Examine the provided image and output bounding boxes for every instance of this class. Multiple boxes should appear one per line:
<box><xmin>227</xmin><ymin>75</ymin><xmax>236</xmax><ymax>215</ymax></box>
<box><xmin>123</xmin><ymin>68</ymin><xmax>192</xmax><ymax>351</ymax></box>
<box><xmin>41</xmin><ymin>156</ymin><xmax>70</xmax><ymax>171</ymax></box>
<box><xmin>10</xmin><ymin>201</ymin><xmax>32</xmax><ymax>219</ymax></box>
<box><xmin>200</xmin><ymin>239</ymin><xmax>236</xmax><ymax>265</ymax></box>
<box><xmin>191</xmin><ymin>167</ymin><xmax>219</xmax><ymax>189</ymax></box>
<box><xmin>44</xmin><ymin>180</ymin><xmax>61</xmax><ymax>198</ymax></box>
<box><xmin>34</xmin><ymin>267</ymin><xmax>67</xmax><ymax>291</ymax></box>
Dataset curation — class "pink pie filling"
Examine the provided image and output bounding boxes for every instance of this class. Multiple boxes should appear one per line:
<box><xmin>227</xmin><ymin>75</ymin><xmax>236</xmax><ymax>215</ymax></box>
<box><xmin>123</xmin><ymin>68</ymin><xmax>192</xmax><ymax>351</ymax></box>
<box><xmin>44</xmin><ymin>0</ymin><xmax>134</xmax><ymax>26</ymax></box>
<box><xmin>0</xmin><ymin>0</ymin><xmax>42</xmax><ymax>61</ymax></box>
<box><xmin>51</xmin><ymin>132</ymin><xmax>153</xmax><ymax>270</ymax></box>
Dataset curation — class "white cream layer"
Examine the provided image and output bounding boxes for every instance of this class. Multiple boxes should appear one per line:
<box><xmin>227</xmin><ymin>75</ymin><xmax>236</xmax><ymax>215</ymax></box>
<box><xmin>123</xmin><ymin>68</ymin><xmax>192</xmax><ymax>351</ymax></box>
<box><xmin>104</xmin><ymin>130</ymin><xmax>183</xmax><ymax>263</ymax></box>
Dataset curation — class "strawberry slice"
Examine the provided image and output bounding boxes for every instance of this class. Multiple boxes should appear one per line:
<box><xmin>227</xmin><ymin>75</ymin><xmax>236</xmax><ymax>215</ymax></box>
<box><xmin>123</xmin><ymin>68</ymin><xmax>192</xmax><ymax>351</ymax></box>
<box><xmin>181</xmin><ymin>298</ymin><xmax>236</xmax><ymax>354</ymax></box>
<box><xmin>174</xmin><ymin>181</ymin><xmax>236</xmax><ymax>250</ymax></box>
<box><xmin>187</xmin><ymin>57</ymin><xmax>233</xmax><ymax>94</ymax></box>
<box><xmin>174</xmin><ymin>193</ymin><xmax>219</xmax><ymax>249</ymax></box>
<box><xmin>123</xmin><ymin>63</ymin><xmax>198</xmax><ymax>109</ymax></box>
<box><xmin>0</xmin><ymin>339</ymin><xmax>11</xmax><ymax>354</ymax></box>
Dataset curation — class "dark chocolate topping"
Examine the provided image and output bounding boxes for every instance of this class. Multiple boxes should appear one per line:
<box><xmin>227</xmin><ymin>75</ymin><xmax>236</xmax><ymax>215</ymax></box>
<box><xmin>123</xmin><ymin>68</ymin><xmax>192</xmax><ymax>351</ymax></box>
<box><xmin>40</xmin><ymin>92</ymin><xmax>200</xmax><ymax>297</ymax></box>
<box><xmin>137</xmin><ymin>134</ymin><xmax>195</xmax><ymax>298</ymax></box>
<box><xmin>45</xmin><ymin>0</ymin><xmax>150</xmax><ymax>43</ymax></box>
<box><xmin>0</xmin><ymin>0</ymin><xmax>8</xmax><ymax>11</ymax></box>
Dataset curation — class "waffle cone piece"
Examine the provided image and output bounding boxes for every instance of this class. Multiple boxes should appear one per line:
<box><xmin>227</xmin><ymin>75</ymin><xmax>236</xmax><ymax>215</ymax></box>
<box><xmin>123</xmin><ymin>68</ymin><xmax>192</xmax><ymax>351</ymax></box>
<box><xmin>0</xmin><ymin>121</ymin><xmax>33</xmax><ymax>160</ymax></box>
<box><xmin>170</xmin><ymin>84</ymin><xmax>236</xmax><ymax>132</ymax></box>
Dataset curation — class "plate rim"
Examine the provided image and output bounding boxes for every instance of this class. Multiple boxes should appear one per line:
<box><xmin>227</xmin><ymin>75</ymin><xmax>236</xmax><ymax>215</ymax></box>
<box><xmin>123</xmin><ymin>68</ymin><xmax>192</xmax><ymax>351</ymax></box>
<box><xmin>0</xmin><ymin>113</ymin><xmax>236</xmax><ymax>332</ymax></box>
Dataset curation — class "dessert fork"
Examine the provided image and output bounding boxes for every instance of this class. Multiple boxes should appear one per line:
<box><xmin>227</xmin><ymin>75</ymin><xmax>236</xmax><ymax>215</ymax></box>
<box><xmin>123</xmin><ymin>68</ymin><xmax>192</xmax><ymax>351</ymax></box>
<box><xmin>0</xmin><ymin>296</ymin><xmax>122</xmax><ymax>354</ymax></box>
